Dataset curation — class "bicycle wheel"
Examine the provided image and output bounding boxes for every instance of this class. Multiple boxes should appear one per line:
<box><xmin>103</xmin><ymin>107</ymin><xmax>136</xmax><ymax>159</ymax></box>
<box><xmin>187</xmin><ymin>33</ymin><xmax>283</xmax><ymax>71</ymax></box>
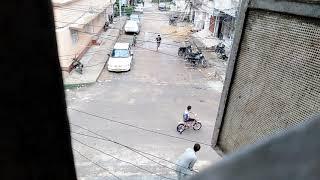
<box><xmin>177</xmin><ymin>123</ymin><xmax>185</xmax><ymax>134</ymax></box>
<box><xmin>193</xmin><ymin>122</ymin><xmax>202</xmax><ymax>130</ymax></box>
<box><xmin>178</xmin><ymin>49</ymin><xmax>184</xmax><ymax>56</ymax></box>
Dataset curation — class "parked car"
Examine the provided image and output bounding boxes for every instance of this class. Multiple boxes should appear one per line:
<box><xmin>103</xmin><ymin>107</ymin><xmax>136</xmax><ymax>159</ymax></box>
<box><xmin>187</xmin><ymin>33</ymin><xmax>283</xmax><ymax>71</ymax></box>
<box><xmin>124</xmin><ymin>20</ymin><xmax>140</xmax><ymax>34</ymax></box>
<box><xmin>130</xmin><ymin>14</ymin><xmax>141</xmax><ymax>24</ymax></box>
<box><xmin>158</xmin><ymin>3</ymin><xmax>166</xmax><ymax>11</ymax></box>
<box><xmin>134</xmin><ymin>5</ymin><xmax>143</xmax><ymax>14</ymax></box>
<box><xmin>107</xmin><ymin>43</ymin><xmax>133</xmax><ymax>72</ymax></box>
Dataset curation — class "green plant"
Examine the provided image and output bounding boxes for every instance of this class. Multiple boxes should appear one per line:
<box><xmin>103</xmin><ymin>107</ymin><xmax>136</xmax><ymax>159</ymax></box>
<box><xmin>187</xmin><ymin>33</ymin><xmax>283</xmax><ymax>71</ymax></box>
<box><xmin>124</xmin><ymin>6</ymin><xmax>134</xmax><ymax>16</ymax></box>
<box><xmin>114</xmin><ymin>5</ymin><xmax>119</xmax><ymax>16</ymax></box>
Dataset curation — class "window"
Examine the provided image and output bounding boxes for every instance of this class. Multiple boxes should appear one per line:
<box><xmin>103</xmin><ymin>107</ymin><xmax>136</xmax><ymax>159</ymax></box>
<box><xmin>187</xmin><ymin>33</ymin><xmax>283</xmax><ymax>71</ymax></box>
<box><xmin>85</xmin><ymin>22</ymin><xmax>94</xmax><ymax>33</ymax></box>
<box><xmin>70</xmin><ymin>30</ymin><xmax>79</xmax><ymax>44</ymax></box>
<box><xmin>111</xmin><ymin>49</ymin><xmax>130</xmax><ymax>58</ymax></box>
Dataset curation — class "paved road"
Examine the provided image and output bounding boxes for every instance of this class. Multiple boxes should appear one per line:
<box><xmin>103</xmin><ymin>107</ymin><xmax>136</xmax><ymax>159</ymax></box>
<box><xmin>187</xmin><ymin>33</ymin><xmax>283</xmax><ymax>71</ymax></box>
<box><xmin>66</xmin><ymin>2</ymin><xmax>223</xmax><ymax>179</ymax></box>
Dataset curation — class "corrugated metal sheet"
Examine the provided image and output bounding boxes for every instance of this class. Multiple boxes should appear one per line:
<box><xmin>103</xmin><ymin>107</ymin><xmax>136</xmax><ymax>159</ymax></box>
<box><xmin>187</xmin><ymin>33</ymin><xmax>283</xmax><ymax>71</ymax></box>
<box><xmin>217</xmin><ymin>9</ymin><xmax>320</xmax><ymax>153</ymax></box>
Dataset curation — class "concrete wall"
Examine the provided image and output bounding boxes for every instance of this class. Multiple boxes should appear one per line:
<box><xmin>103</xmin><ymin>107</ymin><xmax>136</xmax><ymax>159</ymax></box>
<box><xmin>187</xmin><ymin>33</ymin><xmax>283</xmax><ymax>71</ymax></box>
<box><xmin>52</xmin><ymin>0</ymin><xmax>79</xmax><ymax>5</ymax></box>
<box><xmin>212</xmin><ymin>5</ymin><xmax>320</xmax><ymax>154</ymax></box>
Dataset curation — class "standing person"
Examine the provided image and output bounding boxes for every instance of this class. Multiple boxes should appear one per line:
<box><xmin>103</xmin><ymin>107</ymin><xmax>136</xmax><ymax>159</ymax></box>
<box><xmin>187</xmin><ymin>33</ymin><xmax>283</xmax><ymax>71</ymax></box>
<box><xmin>132</xmin><ymin>34</ymin><xmax>137</xmax><ymax>46</ymax></box>
<box><xmin>156</xmin><ymin>34</ymin><xmax>161</xmax><ymax>51</ymax></box>
<box><xmin>176</xmin><ymin>143</ymin><xmax>201</xmax><ymax>180</ymax></box>
<box><xmin>142</xmin><ymin>0</ymin><xmax>144</xmax><ymax>6</ymax></box>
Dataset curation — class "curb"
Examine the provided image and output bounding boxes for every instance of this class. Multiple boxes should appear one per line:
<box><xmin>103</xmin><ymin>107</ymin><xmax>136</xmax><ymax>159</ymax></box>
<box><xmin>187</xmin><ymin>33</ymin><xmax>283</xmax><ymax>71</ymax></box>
<box><xmin>96</xmin><ymin>18</ymin><xmax>126</xmax><ymax>81</ymax></box>
<box><xmin>64</xmin><ymin>82</ymin><xmax>95</xmax><ymax>89</ymax></box>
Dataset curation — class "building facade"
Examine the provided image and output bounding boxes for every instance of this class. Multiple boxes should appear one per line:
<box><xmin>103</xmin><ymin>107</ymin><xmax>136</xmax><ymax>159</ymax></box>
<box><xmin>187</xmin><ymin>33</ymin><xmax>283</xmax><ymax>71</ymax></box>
<box><xmin>212</xmin><ymin>0</ymin><xmax>239</xmax><ymax>48</ymax></box>
<box><xmin>190</xmin><ymin>0</ymin><xmax>239</xmax><ymax>50</ymax></box>
<box><xmin>53</xmin><ymin>0</ymin><xmax>114</xmax><ymax>72</ymax></box>
<box><xmin>192</xmin><ymin>0</ymin><xmax>214</xmax><ymax>31</ymax></box>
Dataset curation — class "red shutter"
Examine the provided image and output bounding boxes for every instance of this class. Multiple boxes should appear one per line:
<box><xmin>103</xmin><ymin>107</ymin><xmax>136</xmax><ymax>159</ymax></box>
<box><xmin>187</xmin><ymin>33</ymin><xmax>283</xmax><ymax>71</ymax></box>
<box><xmin>209</xmin><ymin>15</ymin><xmax>215</xmax><ymax>32</ymax></box>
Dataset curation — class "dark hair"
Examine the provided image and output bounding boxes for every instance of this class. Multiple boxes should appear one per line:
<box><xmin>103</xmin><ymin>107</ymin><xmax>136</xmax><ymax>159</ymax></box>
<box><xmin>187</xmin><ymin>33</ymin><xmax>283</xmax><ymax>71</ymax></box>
<box><xmin>187</xmin><ymin>105</ymin><xmax>192</xmax><ymax>110</ymax></box>
<box><xmin>194</xmin><ymin>143</ymin><xmax>201</xmax><ymax>152</ymax></box>
<box><xmin>158</xmin><ymin>35</ymin><xmax>160</xmax><ymax>36</ymax></box>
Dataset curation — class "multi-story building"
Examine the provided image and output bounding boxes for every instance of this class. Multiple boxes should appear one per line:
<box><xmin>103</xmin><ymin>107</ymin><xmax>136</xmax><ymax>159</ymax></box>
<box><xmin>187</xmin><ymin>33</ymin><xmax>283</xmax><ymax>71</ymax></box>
<box><xmin>53</xmin><ymin>0</ymin><xmax>114</xmax><ymax>72</ymax></box>
<box><xmin>190</xmin><ymin>0</ymin><xmax>240</xmax><ymax>51</ymax></box>
<box><xmin>212</xmin><ymin>0</ymin><xmax>239</xmax><ymax>48</ymax></box>
<box><xmin>192</xmin><ymin>0</ymin><xmax>214</xmax><ymax>31</ymax></box>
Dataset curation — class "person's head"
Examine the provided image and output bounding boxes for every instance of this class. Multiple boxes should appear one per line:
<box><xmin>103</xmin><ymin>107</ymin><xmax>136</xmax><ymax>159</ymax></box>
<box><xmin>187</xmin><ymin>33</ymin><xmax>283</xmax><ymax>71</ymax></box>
<box><xmin>187</xmin><ymin>105</ymin><xmax>192</xmax><ymax>111</ymax></box>
<box><xmin>134</xmin><ymin>34</ymin><xmax>137</xmax><ymax>36</ymax></box>
<box><xmin>193</xmin><ymin>143</ymin><xmax>201</xmax><ymax>152</ymax></box>
<box><xmin>158</xmin><ymin>35</ymin><xmax>160</xmax><ymax>37</ymax></box>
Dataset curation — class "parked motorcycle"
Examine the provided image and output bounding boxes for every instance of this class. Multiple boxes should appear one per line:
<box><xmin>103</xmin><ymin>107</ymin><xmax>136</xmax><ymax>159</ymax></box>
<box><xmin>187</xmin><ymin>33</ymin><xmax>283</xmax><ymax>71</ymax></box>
<box><xmin>176</xmin><ymin>114</ymin><xmax>202</xmax><ymax>134</ymax></box>
<box><xmin>218</xmin><ymin>52</ymin><xmax>228</xmax><ymax>61</ymax></box>
<box><xmin>103</xmin><ymin>21</ymin><xmax>109</xmax><ymax>32</ymax></box>
<box><xmin>215</xmin><ymin>42</ymin><xmax>228</xmax><ymax>61</ymax></box>
<box><xmin>72</xmin><ymin>60</ymin><xmax>84</xmax><ymax>74</ymax></box>
<box><xmin>169</xmin><ymin>15</ymin><xmax>178</xmax><ymax>26</ymax></box>
<box><xmin>185</xmin><ymin>51</ymin><xmax>207</xmax><ymax>68</ymax></box>
<box><xmin>215</xmin><ymin>43</ymin><xmax>225</xmax><ymax>54</ymax></box>
<box><xmin>178</xmin><ymin>45</ymin><xmax>192</xmax><ymax>57</ymax></box>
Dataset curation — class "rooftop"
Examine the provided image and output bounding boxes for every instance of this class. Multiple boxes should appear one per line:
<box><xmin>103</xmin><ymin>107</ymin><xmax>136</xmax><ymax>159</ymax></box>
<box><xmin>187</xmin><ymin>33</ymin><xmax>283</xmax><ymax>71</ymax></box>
<box><xmin>53</xmin><ymin>0</ymin><xmax>112</xmax><ymax>29</ymax></box>
<box><xmin>214</xmin><ymin>0</ymin><xmax>239</xmax><ymax>11</ymax></box>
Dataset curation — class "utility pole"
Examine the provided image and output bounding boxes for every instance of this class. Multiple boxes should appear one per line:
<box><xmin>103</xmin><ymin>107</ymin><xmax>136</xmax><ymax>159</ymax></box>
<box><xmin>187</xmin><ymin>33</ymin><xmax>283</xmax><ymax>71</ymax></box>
<box><xmin>119</xmin><ymin>0</ymin><xmax>122</xmax><ymax>34</ymax></box>
<box><xmin>119</xmin><ymin>0</ymin><xmax>121</xmax><ymax>17</ymax></box>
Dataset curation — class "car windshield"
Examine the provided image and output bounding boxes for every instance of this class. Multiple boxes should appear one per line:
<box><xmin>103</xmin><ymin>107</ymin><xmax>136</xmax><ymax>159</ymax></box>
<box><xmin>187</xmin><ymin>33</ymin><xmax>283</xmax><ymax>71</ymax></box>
<box><xmin>112</xmin><ymin>49</ymin><xmax>129</xmax><ymax>58</ymax></box>
<box><xmin>130</xmin><ymin>15</ymin><xmax>139</xmax><ymax>21</ymax></box>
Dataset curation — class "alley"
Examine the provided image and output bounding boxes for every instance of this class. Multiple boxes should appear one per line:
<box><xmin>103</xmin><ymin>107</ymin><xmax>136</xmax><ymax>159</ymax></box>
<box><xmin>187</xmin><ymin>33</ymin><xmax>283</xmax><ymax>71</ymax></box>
<box><xmin>66</xmin><ymin>2</ymin><xmax>223</xmax><ymax>179</ymax></box>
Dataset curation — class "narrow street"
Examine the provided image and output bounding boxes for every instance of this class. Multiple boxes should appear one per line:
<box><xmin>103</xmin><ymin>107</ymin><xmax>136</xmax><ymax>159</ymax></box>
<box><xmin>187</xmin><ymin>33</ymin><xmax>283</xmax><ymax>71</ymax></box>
<box><xmin>66</xmin><ymin>2</ymin><xmax>223</xmax><ymax>179</ymax></box>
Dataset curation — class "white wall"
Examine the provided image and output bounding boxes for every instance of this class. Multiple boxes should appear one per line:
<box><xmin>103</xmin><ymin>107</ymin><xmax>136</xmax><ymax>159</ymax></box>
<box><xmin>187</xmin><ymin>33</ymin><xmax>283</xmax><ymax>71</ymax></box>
<box><xmin>214</xmin><ymin>0</ymin><xmax>239</xmax><ymax>10</ymax></box>
<box><xmin>56</xmin><ymin>27</ymin><xmax>92</xmax><ymax>69</ymax></box>
<box><xmin>56</xmin><ymin>13</ymin><xmax>105</xmax><ymax>70</ymax></box>
<box><xmin>52</xmin><ymin>0</ymin><xmax>77</xmax><ymax>5</ymax></box>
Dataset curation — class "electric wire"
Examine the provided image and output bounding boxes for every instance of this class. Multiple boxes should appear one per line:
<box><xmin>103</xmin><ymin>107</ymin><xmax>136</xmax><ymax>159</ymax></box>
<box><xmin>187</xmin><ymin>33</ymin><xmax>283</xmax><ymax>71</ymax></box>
<box><xmin>68</xmin><ymin>107</ymin><xmax>212</xmax><ymax>146</ymax></box>
<box><xmin>54</xmin><ymin>5</ymin><xmax>234</xmax><ymax>16</ymax></box>
<box><xmin>72</xmin><ymin>132</ymin><xmax>192</xmax><ymax>175</ymax></box>
<box><xmin>73</xmin><ymin>148</ymin><xmax>122</xmax><ymax>180</ymax></box>
<box><xmin>73</xmin><ymin>137</ymin><xmax>176</xmax><ymax>180</ymax></box>
<box><xmin>71</xmin><ymin>123</ymin><xmax>198</xmax><ymax>174</ymax></box>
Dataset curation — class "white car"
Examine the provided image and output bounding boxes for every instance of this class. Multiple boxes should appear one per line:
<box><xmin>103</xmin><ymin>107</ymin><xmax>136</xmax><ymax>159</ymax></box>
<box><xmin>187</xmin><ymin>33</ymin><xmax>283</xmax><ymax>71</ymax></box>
<box><xmin>158</xmin><ymin>3</ymin><xmax>166</xmax><ymax>11</ymax></box>
<box><xmin>107</xmin><ymin>43</ymin><xmax>133</xmax><ymax>72</ymax></box>
<box><xmin>134</xmin><ymin>5</ymin><xmax>143</xmax><ymax>14</ymax></box>
<box><xmin>130</xmin><ymin>14</ymin><xmax>140</xmax><ymax>24</ymax></box>
<box><xmin>124</xmin><ymin>20</ymin><xmax>140</xmax><ymax>34</ymax></box>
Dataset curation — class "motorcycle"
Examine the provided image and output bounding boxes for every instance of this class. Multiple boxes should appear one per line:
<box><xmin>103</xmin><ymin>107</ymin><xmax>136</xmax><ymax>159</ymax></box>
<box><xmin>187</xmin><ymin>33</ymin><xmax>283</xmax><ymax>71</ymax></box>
<box><xmin>103</xmin><ymin>21</ymin><xmax>109</xmax><ymax>32</ymax></box>
<box><xmin>215</xmin><ymin>43</ymin><xmax>225</xmax><ymax>54</ymax></box>
<box><xmin>169</xmin><ymin>15</ymin><xmax>178</xmax><ymax>26</ymax></box>
<box><xmin>218</xmin><ymin>52</ymin><xmax>228</xmax><ymax>61</ymax></box>
<box><xmin>178</xmin><ymin>45</ymin><xmax>192</xmax><ymax>57</ymax></box>
<box><xmin>185</xmin><ymin>51</ymin><xmax>207</xmax><ymax>68</ymax></box>
<box><xmin>72</xmin><ymin>60</ymin><xmax>84</xmax><ymax>74</ymax></box>
<box><xmin>176</xmin><ymin>114</ymin><xmax>202</xmax><ymax>134</ymax></box>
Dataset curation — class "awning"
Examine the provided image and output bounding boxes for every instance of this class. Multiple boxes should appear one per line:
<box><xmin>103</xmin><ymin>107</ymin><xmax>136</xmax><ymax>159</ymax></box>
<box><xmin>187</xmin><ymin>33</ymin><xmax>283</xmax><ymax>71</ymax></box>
<box><xmin>69</xmin><ymin>9</ymin><xmax>104</xmax><ymax>30</ymax></box>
